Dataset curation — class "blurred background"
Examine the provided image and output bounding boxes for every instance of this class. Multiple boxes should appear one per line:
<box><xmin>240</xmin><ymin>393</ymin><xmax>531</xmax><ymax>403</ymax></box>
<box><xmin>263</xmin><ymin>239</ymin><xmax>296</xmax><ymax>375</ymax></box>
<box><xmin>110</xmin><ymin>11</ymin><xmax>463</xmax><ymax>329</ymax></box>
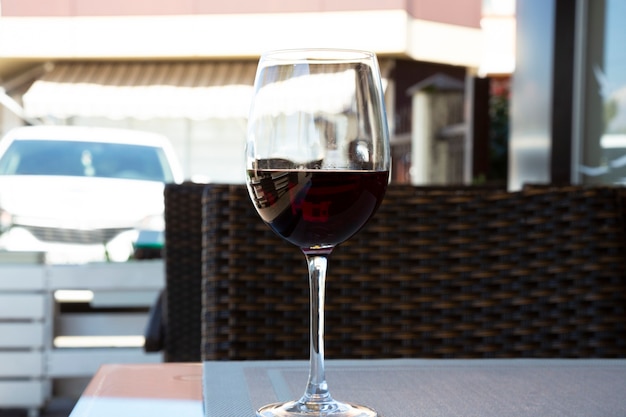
<box><xmin>2</xmin><ymin>0</ymin><xmax>624</xmax><ymax>189</ymax></box>
<box><xmin>1</xmin><ymin>0</ymin><xmax>509</xmax><ymax>188</ymax></box>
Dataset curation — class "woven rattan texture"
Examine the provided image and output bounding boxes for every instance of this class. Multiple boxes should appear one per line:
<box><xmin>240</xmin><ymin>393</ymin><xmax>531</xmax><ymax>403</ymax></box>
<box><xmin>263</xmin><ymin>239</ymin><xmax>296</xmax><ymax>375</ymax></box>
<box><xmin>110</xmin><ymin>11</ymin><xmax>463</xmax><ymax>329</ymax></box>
<box><xmin>163</xmin><ymin>182</ymin><xmax>207</xmax><ymax>362</ymax></box>
<box><xmin>201</xmin><ymin>184</ymin><xmax>626</xmax><ymax>360</ymax></box>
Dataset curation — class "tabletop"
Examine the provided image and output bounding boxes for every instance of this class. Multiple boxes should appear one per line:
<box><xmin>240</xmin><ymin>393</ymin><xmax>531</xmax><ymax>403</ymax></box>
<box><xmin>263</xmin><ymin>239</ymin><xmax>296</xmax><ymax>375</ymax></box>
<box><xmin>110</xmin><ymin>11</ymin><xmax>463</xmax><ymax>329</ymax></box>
<box><xmin>70</xmin><ymin>359</ymin><xmax>626</xmax><ymax>417</ymax></box>
<box><xmin>69</xmin><ymin>363</ymin><xmax>203</xmax><ymax>417</ymax></box>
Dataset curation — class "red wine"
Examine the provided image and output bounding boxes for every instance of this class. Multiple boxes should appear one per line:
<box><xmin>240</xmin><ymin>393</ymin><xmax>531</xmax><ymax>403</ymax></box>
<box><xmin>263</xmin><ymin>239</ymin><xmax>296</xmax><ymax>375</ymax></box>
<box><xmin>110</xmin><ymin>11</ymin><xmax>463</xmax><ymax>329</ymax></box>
<box><xmin>247</xmin><ymin>169</ymin><xmax>389</xmax><ymax>253</ymax></box>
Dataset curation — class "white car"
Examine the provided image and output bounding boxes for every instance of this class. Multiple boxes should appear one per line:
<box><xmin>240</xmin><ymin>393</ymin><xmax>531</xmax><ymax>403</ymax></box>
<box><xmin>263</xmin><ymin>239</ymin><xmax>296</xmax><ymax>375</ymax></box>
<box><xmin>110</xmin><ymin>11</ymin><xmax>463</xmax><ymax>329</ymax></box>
<box><xmin>0</xmin><ymin>125</ymin><xmax>184</xmax><ymax>263</ymax></box>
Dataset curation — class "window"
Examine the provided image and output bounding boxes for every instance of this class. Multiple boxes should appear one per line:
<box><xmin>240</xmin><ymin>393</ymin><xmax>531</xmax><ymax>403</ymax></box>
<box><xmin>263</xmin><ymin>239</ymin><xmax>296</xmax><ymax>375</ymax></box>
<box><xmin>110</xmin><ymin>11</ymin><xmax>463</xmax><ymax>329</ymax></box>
<box><xmin>0</xmin><ymin>140</ymin><xmax>175</xmax><ymax>183</ymax></box>
<box><xmin>576</xmin><ymin>0</ymin><xmax>626</xmax><ymax>185</ymax></box>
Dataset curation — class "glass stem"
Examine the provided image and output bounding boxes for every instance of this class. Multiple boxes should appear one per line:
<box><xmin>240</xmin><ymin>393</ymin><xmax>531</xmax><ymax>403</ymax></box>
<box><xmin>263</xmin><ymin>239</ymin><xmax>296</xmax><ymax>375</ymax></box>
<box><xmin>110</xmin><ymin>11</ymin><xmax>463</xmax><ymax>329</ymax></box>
<box><xmin>300</xmin><ymin>254</ymin><xmax>333</xmax><ymax>408</ymax></box>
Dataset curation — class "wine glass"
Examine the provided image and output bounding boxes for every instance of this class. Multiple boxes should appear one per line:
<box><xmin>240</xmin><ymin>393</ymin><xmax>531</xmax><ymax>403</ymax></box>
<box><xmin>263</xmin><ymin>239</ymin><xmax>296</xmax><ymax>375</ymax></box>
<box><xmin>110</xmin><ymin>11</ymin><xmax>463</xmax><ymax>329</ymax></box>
<box><xmin>245</xmin><ymin>49</ymin><xmax>390</xmax><ymax>417</ymax></box>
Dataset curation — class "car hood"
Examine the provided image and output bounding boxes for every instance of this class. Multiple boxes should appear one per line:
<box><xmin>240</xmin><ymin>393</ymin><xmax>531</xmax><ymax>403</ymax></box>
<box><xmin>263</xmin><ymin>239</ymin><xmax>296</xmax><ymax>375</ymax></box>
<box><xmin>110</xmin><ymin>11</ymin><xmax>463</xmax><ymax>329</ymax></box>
<box><xmin>0</xmin><ymin>176</ymin><xmax>166</xmax><ymax>229</ymax></box>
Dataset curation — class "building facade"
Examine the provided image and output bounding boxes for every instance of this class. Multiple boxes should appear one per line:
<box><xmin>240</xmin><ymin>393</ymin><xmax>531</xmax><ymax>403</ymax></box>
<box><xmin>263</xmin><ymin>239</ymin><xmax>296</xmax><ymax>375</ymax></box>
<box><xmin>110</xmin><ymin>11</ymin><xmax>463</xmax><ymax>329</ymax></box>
<box><xmin>510</xmin><ymin>0</ymin><xmax>626</xmax><ymax>189</ymax></box>
<box><xmin>1</xmin><ymin>0</ymin><xmax>494</xmax><ymax>184</ymax></box>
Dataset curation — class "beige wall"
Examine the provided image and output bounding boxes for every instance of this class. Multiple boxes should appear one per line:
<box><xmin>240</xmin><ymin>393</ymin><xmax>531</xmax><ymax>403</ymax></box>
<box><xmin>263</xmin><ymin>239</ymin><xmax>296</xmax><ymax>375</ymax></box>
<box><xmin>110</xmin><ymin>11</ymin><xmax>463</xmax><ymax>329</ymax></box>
<box><xmin>1</xmin><ymin>0</ymin><xmax>481</xmax><ymax>29</ymax></box>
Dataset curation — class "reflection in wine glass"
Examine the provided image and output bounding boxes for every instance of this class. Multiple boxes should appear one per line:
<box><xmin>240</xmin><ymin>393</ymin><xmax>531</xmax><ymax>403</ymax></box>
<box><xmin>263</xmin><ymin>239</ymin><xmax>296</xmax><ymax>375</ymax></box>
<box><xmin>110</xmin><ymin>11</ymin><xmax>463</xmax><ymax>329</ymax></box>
<box><xmin>245</xmin><ymin>49</ymin><xmax>390</xmax><ymax>417</ymax></box>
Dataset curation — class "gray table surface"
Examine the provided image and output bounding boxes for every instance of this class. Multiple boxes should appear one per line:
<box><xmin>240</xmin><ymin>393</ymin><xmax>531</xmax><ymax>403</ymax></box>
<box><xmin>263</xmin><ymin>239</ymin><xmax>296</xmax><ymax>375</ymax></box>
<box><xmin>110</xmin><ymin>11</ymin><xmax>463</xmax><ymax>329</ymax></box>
<box><xmin>202</xmin><ymin>359</ymin><xmax>626</xmax><ymax>417</ymax></box>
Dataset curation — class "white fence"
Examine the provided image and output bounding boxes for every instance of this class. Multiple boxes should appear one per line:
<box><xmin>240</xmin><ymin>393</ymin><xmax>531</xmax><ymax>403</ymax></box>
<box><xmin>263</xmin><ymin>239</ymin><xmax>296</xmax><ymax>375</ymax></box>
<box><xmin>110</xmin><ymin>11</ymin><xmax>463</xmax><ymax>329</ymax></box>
<box><xmin>0</xmin><ymin>257</ymin><xmax>164</xmax><ymax>416</ymax></box>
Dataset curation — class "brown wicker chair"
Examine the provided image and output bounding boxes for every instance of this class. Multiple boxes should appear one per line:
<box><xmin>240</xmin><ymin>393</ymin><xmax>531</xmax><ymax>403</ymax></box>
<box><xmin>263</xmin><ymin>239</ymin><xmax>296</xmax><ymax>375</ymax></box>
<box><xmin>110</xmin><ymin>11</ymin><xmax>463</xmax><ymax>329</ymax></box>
<box><xmin>201</xmin><ymin>184</ymin><xmax>626</xmax><ymax>360</ymax></box>
<box><xmin>144</xmin><ymin>182</ymin><xmax>207</xmax><ymax>362</ymax></box>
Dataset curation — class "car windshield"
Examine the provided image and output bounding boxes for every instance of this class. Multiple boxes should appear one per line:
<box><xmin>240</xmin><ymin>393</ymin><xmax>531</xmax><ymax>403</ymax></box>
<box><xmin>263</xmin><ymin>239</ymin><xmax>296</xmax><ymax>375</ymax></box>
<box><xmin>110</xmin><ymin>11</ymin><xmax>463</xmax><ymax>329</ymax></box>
<box><xmin>0</xmin><ymin>139</ymin><xmax>175</xmax><ymax>182</ymax></box>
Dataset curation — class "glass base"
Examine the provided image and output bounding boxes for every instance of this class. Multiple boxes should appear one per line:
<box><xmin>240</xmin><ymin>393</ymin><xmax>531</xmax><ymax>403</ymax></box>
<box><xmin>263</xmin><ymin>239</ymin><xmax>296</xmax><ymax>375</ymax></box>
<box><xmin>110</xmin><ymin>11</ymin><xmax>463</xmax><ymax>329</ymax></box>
<box><xmin>256</xmin><ymin>400</ymin><xmax>378</xmax><ymax>417</ymax></box>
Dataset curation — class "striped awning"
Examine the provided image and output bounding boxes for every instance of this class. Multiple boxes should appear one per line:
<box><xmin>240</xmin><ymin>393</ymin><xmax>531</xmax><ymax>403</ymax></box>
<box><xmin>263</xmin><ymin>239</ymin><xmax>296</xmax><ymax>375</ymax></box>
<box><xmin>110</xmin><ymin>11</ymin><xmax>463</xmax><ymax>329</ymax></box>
<box><xmin>22</xmin><ymin>61</ymin><xmax>258</xmax><ymax>120</ymax></box>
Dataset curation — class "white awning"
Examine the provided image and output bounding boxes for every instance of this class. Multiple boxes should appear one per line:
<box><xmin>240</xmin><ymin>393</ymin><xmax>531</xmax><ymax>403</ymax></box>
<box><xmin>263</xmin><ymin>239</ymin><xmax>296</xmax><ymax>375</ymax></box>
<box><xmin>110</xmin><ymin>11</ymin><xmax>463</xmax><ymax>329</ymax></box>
<box><xmin>22</xmin><ymin>61</ymin><xmax>257</xmax><ymax>120</ymax></box>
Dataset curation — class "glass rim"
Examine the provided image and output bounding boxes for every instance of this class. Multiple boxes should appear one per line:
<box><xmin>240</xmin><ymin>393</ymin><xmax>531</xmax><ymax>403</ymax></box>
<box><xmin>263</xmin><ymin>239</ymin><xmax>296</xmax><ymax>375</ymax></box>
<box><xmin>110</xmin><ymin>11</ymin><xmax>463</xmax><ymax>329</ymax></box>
<box><xmin>259</xmin><ymin>48</ymin><xmax>376</xmax><ymax>63</ymax></box>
